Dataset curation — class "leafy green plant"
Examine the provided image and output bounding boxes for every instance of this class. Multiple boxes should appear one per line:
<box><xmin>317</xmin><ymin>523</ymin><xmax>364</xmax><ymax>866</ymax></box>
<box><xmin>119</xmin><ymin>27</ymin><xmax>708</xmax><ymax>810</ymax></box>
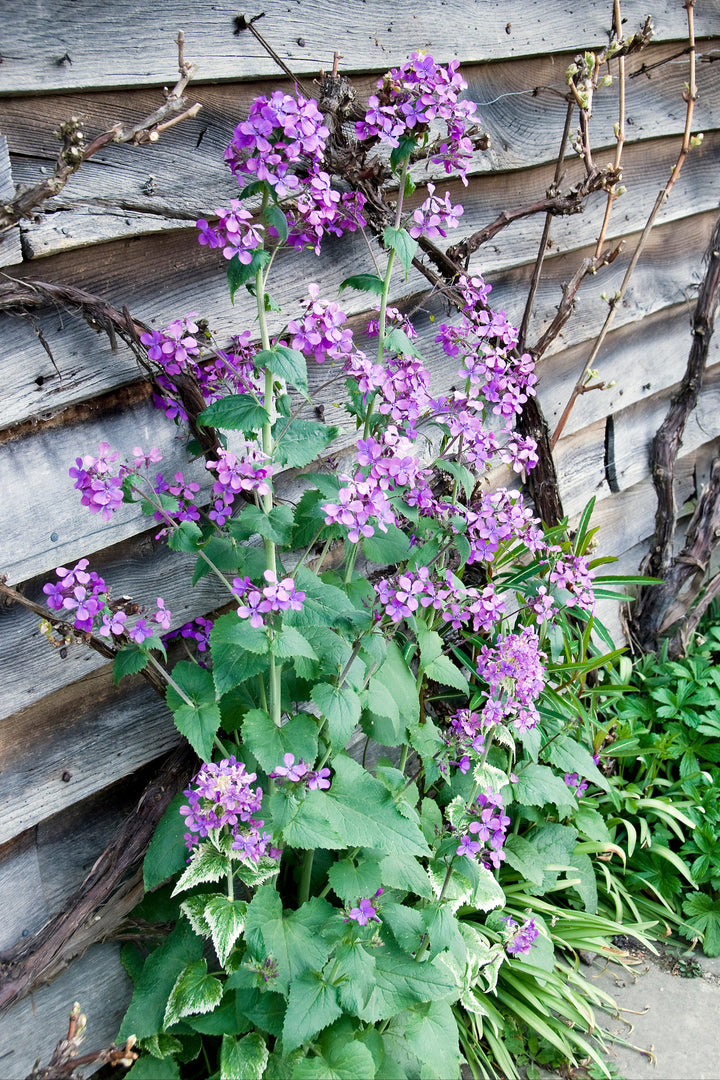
<box><xmin>31</xmin><ymin>51</ymin><xmax>657</xmax><ymax>1080</ymax></box>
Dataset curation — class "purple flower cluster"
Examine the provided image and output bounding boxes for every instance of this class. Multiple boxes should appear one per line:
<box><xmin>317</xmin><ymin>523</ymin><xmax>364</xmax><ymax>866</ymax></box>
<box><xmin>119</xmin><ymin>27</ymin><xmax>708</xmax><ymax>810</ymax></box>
<box><xmin>179</xmin><ymin>756</ymin><xmax>280</xmax><ymax>862</ymax></box>
<box><xmin>346</xmin><ymin>349</ymin><xmax>433</xmax><ymax>437</ymax></box>
<box><xmin>456</xmin><ymin>490</ymin><xmax>545</xmax><ymax>566</ymax></box>
<box><xmin>503</xmin><ymin>916</ymin><xmax>540</xmax><ymax>957</ymax></box>
<box><xmin>269</xmin><ymin>753</ymin><xmax>331</xmax><ymax>791</ymax></box>
<box><xmin>445</xmin><ymin>708</ymin><xmax>490</xmax><ymax>772</ymax></box>
<box><xmin>322</xmin><ymin>470</ymin><xmax>397</xmax><ymax>543</ymax></box>
<box><xmin>231</xmin><ymin>570</ymin><xmax>306</xmax><ymax>628</ymax></box>
<box><xmin>549</xmin><ymin>553</ymin><xmax>596</xmax><ymax>613</ymax></box>
<box><xmin>564</xmin><ymin>772</ymin><xmax>589</xmax><ymax>798</ymax></box>
<box><xmin>288</xmin><ymin>285</ymin><xmax>354</xmax><ymax>364</ymax></box>
<box><xmin>366</xmin><ymin>304</ymin><xmax>418</xmax><ymax>341</ymax></box>
<box><xmin>43</xmin><ymin>559</ymin><xmax>109</xmax><ymax>633</ymax></box>
<box><xmin>199</xmin><ymin>332</ymin><xmax>264</xmax><ymax>404</ymax></box>
<box><xmin>196</xmin><ymin>202</ymin><xmax>265</xmax><ymax>263</ymax></box>
<box><xmin>456</xmin><ymin>790</ymin><xmax>510</xmax><ymax>869</ymax></box>
<box><xmin>153</xmin><ymin>471</ymin><xmax>201</xmax><ymax>532</ymax></box>
<box><xmin>347</xmin><ymin>889</ymin><xmax>384</xmax><ymax>926</ymax></box>
<box><xmin>288</xmin><ymin>172</ymin><xmax>367</xmax><ymax>255</ymax></box>
<box><xmin>68</xmin><ymin>441</ymin><xmax>126</xmax><ymax>521</ymax></box>
<box><xmin>225</xmin><ymin>92</ymin><xmax>329</xmax><ymax>197</ymax></box>
<box><xmin>162</xmin><ymin>616</ymin><xmax>214</xmax><ymax>653</ymax></box>
<box><xmin>356</xmin><ymin>52</ymin><xmax>479</xmax><ymax>182</ymax></box>
<box><xmin>408</xmin><ymin>183</ymin><xmax>464</xmax><ymax>239</ymax></box>
<box><xmin>140</xmin><ymin>316</ymin><xmax>200</xmax><ymax>376</ymax></box>
<box><xmin>374</xmin><ymin>566</ymin><xmax>506</xmax><ymax>635</ymax></box>
<box><xmin>43</xmin><ymin>558</ymin><xmax>160</xmax><ymax>645</ymax></box>
<box><xmin>206</xmin><ymin>444</ymin><xmax>274</xmax><ymax>527</ymax></box>
<box><xmin>475</xmin><ymin>627</ymin><xmax>546</xmax><ymax>733</ymax></box>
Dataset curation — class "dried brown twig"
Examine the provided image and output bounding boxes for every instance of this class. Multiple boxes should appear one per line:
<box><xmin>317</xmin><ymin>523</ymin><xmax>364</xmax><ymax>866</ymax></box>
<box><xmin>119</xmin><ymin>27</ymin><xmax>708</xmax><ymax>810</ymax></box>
<box><xmin>0</xmin><ymin>32</ymin><xmax>201</xmax><ymax>234</ymax></box>
<box><xmin>25</xmin><ymin>1003</ymin><xmax>138</xmax><ymax>1079</ymax></box>
<box><xmin>550</xmin><ymin>1</ymin><xmax>700</xmax><ymax>450</ymax></box>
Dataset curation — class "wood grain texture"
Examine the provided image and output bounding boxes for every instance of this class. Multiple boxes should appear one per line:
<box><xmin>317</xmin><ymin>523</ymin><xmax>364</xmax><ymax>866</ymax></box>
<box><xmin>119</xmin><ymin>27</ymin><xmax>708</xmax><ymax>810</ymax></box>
<box><xmin>2</xmin><ymin>37</ymin><xmax>718</xmax><ymax>259</ymax></box>
<box><xmin>0</xmin><ymin>944</ymin><xmax>131</xmax><ymax>1079</ymax></box>
<box><xmin>0</xmin><ymin>209</ymin><xmax>716</xmax><ymax>586</ymax></box>
<box><xmin>1</xmin><ymin>1</ymin><xmax>714</xmax><ymax>96</ymax></box>
<box><xmin>0</xmin><ymin>670</ymin><xmax>180</xmax><ymax>845</ymax></box>
<box><xmin>1</xmin><ymin>193</ymin><xmax>716</xmax><ymax>438</ymax></box>
<box><xmin>0</xmin><ymin>530</ymin><xmax>231</xmax><ymax>723</ymax></box>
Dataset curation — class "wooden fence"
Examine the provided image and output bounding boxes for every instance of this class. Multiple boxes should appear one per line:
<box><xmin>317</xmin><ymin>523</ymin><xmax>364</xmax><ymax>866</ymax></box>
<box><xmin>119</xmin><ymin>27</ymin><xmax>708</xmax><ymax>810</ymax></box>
<box><xmin>1</xmin><ymin>1</ymin><xmax>719</xmax><ymax>1071</ymax></box>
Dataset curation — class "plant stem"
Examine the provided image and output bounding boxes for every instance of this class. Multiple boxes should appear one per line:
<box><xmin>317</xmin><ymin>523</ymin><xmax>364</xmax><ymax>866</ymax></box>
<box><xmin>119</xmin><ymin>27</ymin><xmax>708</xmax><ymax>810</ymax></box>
<box><xmin>298</xmin><ymin>848</ymin><xmax>314</xmax><ymax>905</ymax></box>
<box><xmin>227</xmin><ymin>868</ymin><xmax>234</xmax><ymax>902</ymax></box>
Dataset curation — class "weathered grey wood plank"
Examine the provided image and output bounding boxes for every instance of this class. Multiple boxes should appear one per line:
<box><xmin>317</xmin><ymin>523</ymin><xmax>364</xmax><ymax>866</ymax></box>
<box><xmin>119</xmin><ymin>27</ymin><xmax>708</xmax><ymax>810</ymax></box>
<box><xmin>610</xmin><ymin>366</ymin><xmax>720</xmax><ymax>493</ymax></box>
<box><xmin>1</xmin><ymin>0</ymin><xmax>714</xmax><ymax>96</ymax></box>
<box><xmin>0</xmin><ymin>529</ymin><xmax>232</xmax><ymax>723</ymax></box>
<box><xmin>0</xmin><ymin>944</ymin><xmax>131</xmax><ymax>1079</ymax></box>
<box><xmin>0</xmin><ymin>393</ymin><xmax>209</xmax><ymax>584</ymax></box>
<box><xmin>0</xmin><ymin>199</ymin><xmax>715</xmax><ymax>436</ymax></box>
<box><xmin>537</xmin><ymin>301</ymin><xmax>720</xmax><ymax>439</ymax></box>
<box><xmin>4</xmin><ymin>37</ymin><xmax>719</xmax><ymax>251</ymax></box>
<box><xmin>0</xmin><ymin>832</ymin><xmax>46</xmax><ymax>953</ymax></box>
<box><xmin>0</xmin><ymin>672</ymin><xmax>179</xmax><ymax>845</ymax></box>
<box><xmin>0</xmin><ymin>209</ymin><xmax>716</xmax><ymax>585</ymax></box>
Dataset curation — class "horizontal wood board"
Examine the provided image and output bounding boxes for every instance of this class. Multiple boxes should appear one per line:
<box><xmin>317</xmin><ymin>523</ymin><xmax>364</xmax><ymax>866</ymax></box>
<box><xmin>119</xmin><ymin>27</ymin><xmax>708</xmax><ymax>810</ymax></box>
<box><xmin>2</xmin><ymin>1</ymin><xmax>717</xmax><ymax>96</ymax></box>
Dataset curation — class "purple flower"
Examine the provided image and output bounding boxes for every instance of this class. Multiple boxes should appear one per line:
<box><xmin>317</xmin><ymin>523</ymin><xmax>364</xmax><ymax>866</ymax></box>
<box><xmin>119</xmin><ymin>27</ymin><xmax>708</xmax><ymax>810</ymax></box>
<box><xmin>456</xmin><ymin>790</ymin><xmax>510</xmax><ymax>869</ymax></box>
<box><xmin>180</xmin><ymin>756</ymin><xmax>280</xmax><ymax>863</ymax></box>
<box><xmin>408</xmin><ymin>183</ymin><xmax>464</xmax><ymax>239</ymax></box>
<box><xmin>128</xmin><ymin>618</ymin><xmax>153</xmax><ymax>644</ymax></box>
<box><xmin>99</xmin><ymin>609</ymin><xmax>127</xmax><ymax>637</ymax></box>
<box><xmin>348</xmin><ymin>894</ymin><xmax>382</xmax><ymax>926</ymax></box>
<box><xmin>231</xmin><ymin>571</ymin><xmax>305</xmax><ymax>629</ymax></box>
<box><xmin>270</xmin><ymin>753</ymin><xmax>309</xmax><ymax>783</ymax></box>
<box><xmin>564</xmin><ymin>772</ymin><xmax>589</xmax><ymax>798</ymax></box>
<box><xmin>43</xmin><ymin>559</ymin><xmax>108</xmax><ymax>632</ymax></box>
<box><xmin>503</xmin><ymin>916</ymin><xmax>540</xmax><ymax>957</ymax></box>
<box><xmin>153</xmin><ymin>598</ymin><xmax>172</xmax><ymax>631</ymax></box>
<box><xmin>307</xmin><ymin>767</ymin><xmax>332</xmax><ymax>790</ymax></box>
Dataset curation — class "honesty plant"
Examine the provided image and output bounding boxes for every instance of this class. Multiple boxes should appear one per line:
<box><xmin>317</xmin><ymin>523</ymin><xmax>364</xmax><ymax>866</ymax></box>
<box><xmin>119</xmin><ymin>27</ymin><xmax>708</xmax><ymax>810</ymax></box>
<box><xmin>41</xmin><ymin>51</ymin><xmax>640</xmax><ymax>1079</ymax></box>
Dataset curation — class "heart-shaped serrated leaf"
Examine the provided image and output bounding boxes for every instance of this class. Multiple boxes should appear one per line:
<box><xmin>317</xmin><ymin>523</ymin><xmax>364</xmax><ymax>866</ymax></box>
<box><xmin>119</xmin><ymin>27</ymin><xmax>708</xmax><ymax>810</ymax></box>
<box><xmin>172</xmin><ymin>844</ymin><xmax>231</xmax><ymax>897</ymax></box>
<box><xmin>163</xmin><ymin>958</ymin><xmax>223</xmax><ymax>1029</ymax></box>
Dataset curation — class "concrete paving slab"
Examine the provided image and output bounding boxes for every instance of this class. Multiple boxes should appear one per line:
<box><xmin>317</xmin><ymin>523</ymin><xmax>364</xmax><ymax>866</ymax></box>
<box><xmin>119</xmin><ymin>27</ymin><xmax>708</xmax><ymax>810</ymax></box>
<box><xmin>591</xmin><ymin>945</ymin><xmax>720</xmax><ymax>1080</ymax></box>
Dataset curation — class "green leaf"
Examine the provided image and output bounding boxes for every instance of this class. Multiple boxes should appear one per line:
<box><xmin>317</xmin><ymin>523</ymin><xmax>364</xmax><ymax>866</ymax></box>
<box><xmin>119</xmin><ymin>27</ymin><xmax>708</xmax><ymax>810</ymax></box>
<box><xmin>113</xmin><ymin>644</ymin><xmax>149</xmax><ymax>684</ymax></box>
<box><xmin>362</xmin><ymin>525</ymin><xmax>412</xmax><ymax>565</ymax></box>
<box><xmin>163</xmin><ymin>958</ymin><xmax>223</xmax><ymax>1029</ymax></box>
<box><xmin>339</xmin><ymin>273</ymin><xmax>385</xmax><ymax>296</ymax></box>
<box><xmin>362</xmin><ymin>675</ymin><xmax>404</xmax><ymax>745</ymax></box>
<box><xmin>574</xmin><ymin>805</ymin><xmax>612</xmax><ymax>843</ymax></box>
<box><xmin>390</xmin><ymin>134</ymin><xmax>418</xmax><ymax>169</ymax></box>
<box><xmin>274</xmin><ymin>626</ymin><xmax>319</xmax><ymax>662</ymax></box>
<box><xmin>438</xmin><ymin>459</ymin><xmax>475</xmax><ymax>501</ymax></box>
<box><xmin>384</xmin><ymin>326</ymin><xmax>421</xmax><ymax>358</ymax></box>
<box><xmin>311</xmin><ymin>682</ymin><xmax>361</xmax><ymax>748</ymax></box>
<box><xmin>243</xmin><ymin>710</ymin><xmax>319</xmax><ymax>773</ymax></box>
<box><xmin>230</xmin><ymin>504</ymin><xmax>295</xmax><ymax>545</ymax></box>
<box><xmin>383</xmin><ymin>226</ymin><xmax>418</xmax><ymax>277</ymax></box>
<box><xmin>390</xmin><ymin>1000</ymin><xmax>461</xmax><ymax>1079</ymax></box>
<box><xmin>270</xmin><ymin>788</ymin><xmax>345</xmax><ymax>849</ymax></box>
<box><xmin>245</xmin><ymin>887</ymin><xmax>332</xmax><ymax>991</ymax></box>
<box><xmin>198</xmin><ymin>394</ymin><xmax>270</xmax><ymax>433</ymax></box>
<box><xmin>424</xmin><ymin>653</ymin><xmax>468</xmax><ymax>694</ymax></box>
<box><xmin>682</xmin><ymin>894</ymin><xmax>720</xmax><ymax>956</ymax></box>
<box><xmin>293</xmin><ymin>1038</ymin><xmax>376</xmax><ymax>1079</ymax></box>
<box><xmin>179</xmin><ymin>894</ymin><xmax>212</xmax><ymax>939</ymax></box>
<box><xmin>333</xmin><ymin>943</ymin><xmax>377</xmax><ymax>1016</ymax></box>
<box><xmin>166</xmin><ymin>661</ymin><xmax>220</xmax><ymax>760</ymax></box>
<box><xmin>285</xmin><ymin>566</ymin><xmax>363</xmax><ymax>630</ymax></box>
<box><xmin>172</xmin><ymin>844</ymin><xmax>231</xmax><ymax>896</ymax></box>
<box><xmin>227</xmin><ymin>249</ymin><xmax>269</xmax><ymax>302</ymax></box>
<box><xmin>358</xmin><ymin>943</ymin><xmax>457</xmax><ymax>1022</ymax></box>
<box><xmin>569</xmin><ymin>852</ymin><xmax>598</xmax><ymax>913</ymax></box>
<box><xmin>283</xmin><ymin>971</ymin><xmax>342</xmax><ymax>1054</ymax></box>
<box><xmin>257</xmin><ymin>345</ymin><xmax>308</xmax><ymax>394</ymax></box>
<box><xmin>379</xmin><ymin>853</ymin><xmax>432</xmax><ymax>898</ymax></box>
<box><xmin>503</xmin><ymin>834</ymin><xmax>547</xmax><ymax>887</ymax></box>
<box><xmin>127</xmin><ymin>1056</ymin><xmax>181</xmax><ymax>1079</ymax></box>
<box><xmin>211</xmin><ymin>612</ymin><xmax>269</xmax><ymax>696</ymax></box>
<box><xmin>383</xmin><ymin>900</ymin><xmax>426</xmax><ymax>954</ymax></box>
<box><xmin>546</xmin><ymin>737</ymin><xmax>609</xmax><ymax>791</ymax></box>
<box><xmin>325</xmin><ymin>756</ymin><xmax>429</xmax><ymax>857</ymax></box>
<box><xmin>374</xmin><ymin>641</ymin><xmax>420</xmax><ymax>724</ymax></box>
<box><xmin>263</xmin><ymin>202</ymin><xmax>289</xmax><ymax>241</ymax></box>
<box><xmin>273</xmin><ymin>419</ymin><xmax>339</xmax><ymax>469</ymax></box>
<box><xmin>328</xmin><ymin>854</ymin><xmax>383</xmax><ymax>902</ymax></box>
<box><xmin>204</xmin><ymin>895</ymin><xmax>247</xmax><ymax>967</ymax></box>
<box><xmin>167</xmin><ymin>519</ymin><xmax>203</xmax><ymax>553</ymax></box>
<box><xmin>220</xmin><ymin>1032</ymin><xmax>269</xmax><ymax>1080</ymax></box>
<box><xmin>119</xmin><ymin>921</ymin><xmax>203</xmax><ymax>1041</ymax></box>
<box><xmin>512</xmin><ymin>764</ymin><xmax>576</xmax><ymax>812</ymax></box>
<box><xmin>144</xmin><ymin>794</ymin><xmax>189</xmax><ymax>891</ymax></box>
